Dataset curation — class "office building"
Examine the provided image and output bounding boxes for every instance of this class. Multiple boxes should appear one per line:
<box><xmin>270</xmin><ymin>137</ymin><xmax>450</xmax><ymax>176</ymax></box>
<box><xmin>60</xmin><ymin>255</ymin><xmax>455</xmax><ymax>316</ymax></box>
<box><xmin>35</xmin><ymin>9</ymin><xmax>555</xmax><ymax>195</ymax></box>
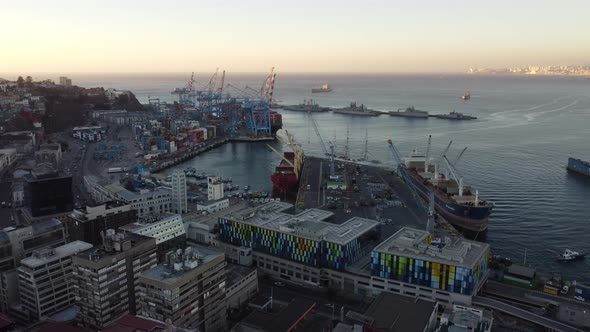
<box><xmin>17</xmin><ymin>241</ymin><xmax>93</xmax><ymax>321</ymax></box>
<box><xmin>171</xmin><ymin>171</ymin><xmax>187</xmax><ymax>214</ymax></box>
<box><xmin>58</xmin><ymin>76</ymin><xmax>72</xmax><ymax>87</ymax></box>
<box><xmin>24</xmin><ymin>165</ymin><xmax>73</xmax><ymax>218</ymax></box>
<box><xmin>34</xmin><ymin>143</ymin><xmax>63</xmax><ymax>169</ymax></box>
<box><xmin>218</xmin><ymin>202</ymin><xmax>379</xmax><ymax>270</ymax></box>
<box><xmin>137</xmin><ymin>246</ymin><xmax>226</xmax><ymax>331</ymax></box>
<box><xmin>66</xmin><ymin>201</ymin><xmax>136</xmax><ymax>245</ymax></box>
<box><xmin>345</xmin><ymin>292</ymin><xmax>437</xmax><ymax>332</ymax></box>
<box><xmin>121</xmin><ymin>213</ymin><xmax>186</xmax><ymax>261</ymax></box>
<box><xmin>72</xmin><ymin>230</ymin><xmax>157</xmax><ymax>330</ymax></box>
<box><xmin>370</xmin><ymin>227</ymin><xmax>490</xmax><ymax>296</ymax></box>
<box><xmin>207</xmin><ymin>176</ymin><xmax>224</xmax><ymax>201</ymax></box>
<box><xmin>226</xmin><ymin>264</ymin><xmax>258</xmax><ymax>310</ymax></box>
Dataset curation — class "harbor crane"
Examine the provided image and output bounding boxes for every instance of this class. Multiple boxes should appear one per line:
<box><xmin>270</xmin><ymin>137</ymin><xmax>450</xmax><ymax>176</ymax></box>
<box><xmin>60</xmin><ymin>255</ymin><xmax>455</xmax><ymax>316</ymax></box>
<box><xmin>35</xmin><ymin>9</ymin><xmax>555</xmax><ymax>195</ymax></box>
<box><xmin>434</xmin><ymin>140</ymin><xmax>453</xmax><ymax>180</ymax></box>
<box><xmin>453</xmin><ymin>147</ymin><xmax>468</xmax><ymax>166</ymax></box>
<box><xmin>387</xmin><ymin>139</ymin><xmax>435</xmax><ymax>232</ymax></box>
<box><xmin>443</xmin><ymin>155</ymin><xmax>464</xmax><ymax>196</ymax></box>
<box><xmin>308</xmin><ymin>112</ymin><xmax>335</xmax><ymax>175</ymax></box>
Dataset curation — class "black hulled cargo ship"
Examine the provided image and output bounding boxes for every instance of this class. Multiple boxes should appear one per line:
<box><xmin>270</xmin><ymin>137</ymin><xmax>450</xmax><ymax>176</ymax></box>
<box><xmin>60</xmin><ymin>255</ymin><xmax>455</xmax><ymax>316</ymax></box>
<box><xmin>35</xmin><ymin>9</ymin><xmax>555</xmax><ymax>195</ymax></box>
<box><xmin>402</xmin><ymin>146</ymin><xmax>493</xmax><ymax>232</ymax></box>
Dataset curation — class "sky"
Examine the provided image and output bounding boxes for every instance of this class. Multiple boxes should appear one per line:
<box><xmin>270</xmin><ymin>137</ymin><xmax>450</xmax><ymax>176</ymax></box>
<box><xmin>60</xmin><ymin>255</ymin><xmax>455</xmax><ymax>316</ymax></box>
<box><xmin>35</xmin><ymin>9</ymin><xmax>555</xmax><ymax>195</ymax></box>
<box><xmin>1</xmin><ymin>0</ymin><xmax>589</xmax><ymax>73</ymax></box>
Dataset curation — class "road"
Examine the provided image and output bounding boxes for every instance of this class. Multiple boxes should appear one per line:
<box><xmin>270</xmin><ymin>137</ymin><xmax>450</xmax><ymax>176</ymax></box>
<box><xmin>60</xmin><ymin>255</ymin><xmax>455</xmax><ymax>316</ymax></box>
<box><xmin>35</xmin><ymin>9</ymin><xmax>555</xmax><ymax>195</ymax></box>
<box><xmin>473</xmin><ymin>296</ymin><xmax>583</xmax><ymax>332</ymax></box>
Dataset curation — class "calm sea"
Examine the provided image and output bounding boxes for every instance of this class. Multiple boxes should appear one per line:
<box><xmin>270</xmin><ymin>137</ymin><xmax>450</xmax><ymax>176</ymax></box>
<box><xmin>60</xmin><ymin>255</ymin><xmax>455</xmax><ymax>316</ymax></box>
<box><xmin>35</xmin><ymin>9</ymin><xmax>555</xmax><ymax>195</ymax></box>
<box><xmin>72</xmin><ymin>73</ymin><xmax>590</xmax><ymax>282</ymax></box>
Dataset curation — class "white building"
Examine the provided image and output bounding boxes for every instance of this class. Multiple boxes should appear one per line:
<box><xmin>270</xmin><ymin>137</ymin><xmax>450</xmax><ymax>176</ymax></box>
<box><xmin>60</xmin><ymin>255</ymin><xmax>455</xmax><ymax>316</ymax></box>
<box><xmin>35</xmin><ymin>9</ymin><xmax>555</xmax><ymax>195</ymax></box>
<box><xmin>171</xmin><ymin>171</ymin><xmax>187</xmax><ymax>214</ymax></box>
<box><xmin>207</xmin><ymin>176</ymin><xmax>224</xmax><ymax>201</ymax></box>
<box><xmin>0</xmin><ymin>148</ymin><xmax>17</xmax><ymax>172</ymax></box>
<box><xmin>59</xmin><ymin>76</ymin><xmax>72</xmax><ymax>87</ymax></box>
<box><xmin>17</xmin><ymin>241</ymin><xmax>93</xmax><ymax>321</ymax></box>
<box><xmin>117</xmin><ymin>187</ymin><xmax>173</xmax><ymax>217</ymax></box>
<box><xmin>121</xmin><ymin>213</ymin><xmax>185</xmax><ymax>246</ymax></box>
<box><xmin>197</xmin><ymin>198</ymin><xmax>229</xmax><ymax>214</ymax></box>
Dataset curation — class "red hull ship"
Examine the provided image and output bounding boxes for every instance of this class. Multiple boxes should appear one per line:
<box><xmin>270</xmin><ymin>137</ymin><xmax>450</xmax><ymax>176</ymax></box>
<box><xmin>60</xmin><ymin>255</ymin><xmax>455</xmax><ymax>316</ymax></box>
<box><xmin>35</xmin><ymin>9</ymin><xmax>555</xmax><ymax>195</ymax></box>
<box><xmin>268</xmin><ymin>131</ymin><xmax>303</xmax><ymax>194</ymax></box>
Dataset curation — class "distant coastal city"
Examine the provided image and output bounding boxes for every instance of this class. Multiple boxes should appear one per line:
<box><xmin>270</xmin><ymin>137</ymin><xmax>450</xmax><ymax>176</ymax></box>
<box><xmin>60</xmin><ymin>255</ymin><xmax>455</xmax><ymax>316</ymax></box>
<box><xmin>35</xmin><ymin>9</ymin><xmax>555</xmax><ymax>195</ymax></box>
<box><xmin>468</xmin><ymin>65</ymin><xmax>590</xmax><ymax>76</ymax></box>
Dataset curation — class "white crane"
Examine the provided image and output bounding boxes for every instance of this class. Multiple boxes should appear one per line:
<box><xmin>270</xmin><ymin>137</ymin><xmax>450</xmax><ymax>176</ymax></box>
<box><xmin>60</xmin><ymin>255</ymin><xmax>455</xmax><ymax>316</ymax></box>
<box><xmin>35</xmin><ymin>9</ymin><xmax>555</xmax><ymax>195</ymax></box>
<box><xmin>434</xmin><ymin>140</ymin><xmax>453</xmax><ymax>180</ymax></box>
<box><xmin>309</xmin><ymin>113</ymin><xmax>335</xmax><ymax>175</ymax></box>
<box><xmin>443</xmin><ymin>155</ymin><xmax>464</xmax><ymax>196</ymax></box>
<box><xmin>387</xmin><ymin>139</ymin><xmax>434</xmax><ymax>231</ymax></box>
<box><xmin>453</xmin><ymin>147</ymin><xmax>468</xmax><ymax>166</ymax></box>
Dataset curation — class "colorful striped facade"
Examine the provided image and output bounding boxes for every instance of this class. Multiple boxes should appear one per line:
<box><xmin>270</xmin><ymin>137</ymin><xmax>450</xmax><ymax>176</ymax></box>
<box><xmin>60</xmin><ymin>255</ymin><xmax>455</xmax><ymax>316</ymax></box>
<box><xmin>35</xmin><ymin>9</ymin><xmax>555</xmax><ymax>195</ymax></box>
<box><xmin>370</xmin><ymin>248</ymin><xmax>489</xmax><ymax>295</ymax></box>
<box><xmin>218</xmin><ymin>218</ymin><xmax>373</xmax><ymax>271</ymax></box>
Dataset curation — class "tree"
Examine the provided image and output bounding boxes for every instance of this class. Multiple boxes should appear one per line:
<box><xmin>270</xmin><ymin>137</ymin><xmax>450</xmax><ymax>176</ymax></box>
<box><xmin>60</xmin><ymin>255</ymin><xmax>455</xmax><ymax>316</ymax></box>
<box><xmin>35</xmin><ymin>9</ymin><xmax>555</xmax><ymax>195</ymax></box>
<box><xmin>16</xmin><ymin>76</ymin><xmax>24</xmax><ymax>88</ymax></box>
<box><xmin>25</xmin><ymin>76</ymin><xmax>33</xmax><ymax>85</ymax></box>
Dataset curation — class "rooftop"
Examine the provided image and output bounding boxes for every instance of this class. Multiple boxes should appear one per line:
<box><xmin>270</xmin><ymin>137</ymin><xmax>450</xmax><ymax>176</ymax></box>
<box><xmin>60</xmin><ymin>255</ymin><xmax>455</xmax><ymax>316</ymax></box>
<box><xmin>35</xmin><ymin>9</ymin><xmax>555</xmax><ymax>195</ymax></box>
<box><xmin>361</xmin><ymin>292</ymin><xmax>436</xmax><ymax>332</ymax></box>
<box><xmin>75</xmin><ymin>231</ymin><xmax>153</xmax><ymax>262</ymax></box>
<box><xmin>239</xmin><ymin>298</ymin><xmax>316</xmax><ymax>332</ymax></box>
<box><xmin>140</xmin><ymin>245</ymin><xmax>224</xmax><ymax>285</ymax></box>
<box><xmin>101</xmin><ymin>314</ymin><xmax>166</xmax><ymax>332</ymax></box>
<box><xmin>121</xmin><ymin>213</ymin><xmax>183</xmax><ymax>233</ymax></box>
<box><xmin>226</xmin><ymin>263</ymin><xmax>256</xmax><ymax>287</ymax></box>
<box><xmin>373</xmin><ymin>227</ymin><xmax>489</xmax><ymax>268</ymax></box>
<box><xmin>224</xmin><ymin>202</ymin><xmax>379</xmax><ymax>245</ymax></box>
<box><xmin>21</xmin><ymin>241</ymin><xmax>93</xmax><ymax>268</ymax></box>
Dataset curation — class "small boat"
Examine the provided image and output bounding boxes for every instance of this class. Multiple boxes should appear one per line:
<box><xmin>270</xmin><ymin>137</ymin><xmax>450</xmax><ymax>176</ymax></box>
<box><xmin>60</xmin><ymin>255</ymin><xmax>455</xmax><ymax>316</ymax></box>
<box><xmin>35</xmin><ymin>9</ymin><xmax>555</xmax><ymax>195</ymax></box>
<box><xmin>557</xmin><ymin>249</ymin><xmax>587</xmax><ymax>262</ymax></box>
<box><xmin>461</xmin><ymin>91</ymin><xmax>471</xmax><ymax>101</ymax></box>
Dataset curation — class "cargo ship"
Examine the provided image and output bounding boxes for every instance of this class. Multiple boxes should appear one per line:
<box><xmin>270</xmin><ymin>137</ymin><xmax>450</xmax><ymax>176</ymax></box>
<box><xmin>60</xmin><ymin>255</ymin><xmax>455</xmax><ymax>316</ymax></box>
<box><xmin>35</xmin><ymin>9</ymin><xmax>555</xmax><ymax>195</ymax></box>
<box><xmin>567</xmin><ymin>157</ymin><xmax>590</xmax><ymax>177</ymax></box>
<box><xmin>434</xmin><ymin>110</ymin><xmax>477</xmax><ymax>120</ymax></box>
<box><xmin>312</xmin><ymin>83</ymin><xmax>332</xmax><ymax>93</ymax></box>
<box><xmin>268</xmin><ymin>131</ymin><xmax>304</xmax><ymax>195</ymax></box>
<box><xmin>389</xmin><ymin>106</ymin><xmax>429</xmax><ymax>118</ymax></box>
<box><xmin>333</xmin><ymin>102</ymin><xmax>380</xmax><ymax>116</ymax></box>
<box><xmin>401</xmin><ymin>143</ymin><xmax>493</xmax><ymax>232</ymax></box>
<box><xmin>270</xmin><ymin>111</ymin><xmax>283</xmax><ymax>134</ymax></box>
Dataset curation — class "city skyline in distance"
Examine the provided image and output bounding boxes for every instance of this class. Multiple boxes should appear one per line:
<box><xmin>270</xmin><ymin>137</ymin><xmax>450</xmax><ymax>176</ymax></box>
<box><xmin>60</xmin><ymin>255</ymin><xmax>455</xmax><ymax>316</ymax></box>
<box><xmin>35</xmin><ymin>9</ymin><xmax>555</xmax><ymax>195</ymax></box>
<box><xmin>1</xmin><ymin>0</ymin><xmax>589</xmax><ymax>74</ymax></box>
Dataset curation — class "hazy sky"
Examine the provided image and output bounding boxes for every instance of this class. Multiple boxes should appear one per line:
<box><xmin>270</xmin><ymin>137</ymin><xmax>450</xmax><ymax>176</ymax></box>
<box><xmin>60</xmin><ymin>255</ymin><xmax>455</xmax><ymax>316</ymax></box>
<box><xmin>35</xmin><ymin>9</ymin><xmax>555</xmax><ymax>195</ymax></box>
<box><xmin>1</xmin><ymin>0</ymin><xmax>588</xmax><ymax>73</ymax></box>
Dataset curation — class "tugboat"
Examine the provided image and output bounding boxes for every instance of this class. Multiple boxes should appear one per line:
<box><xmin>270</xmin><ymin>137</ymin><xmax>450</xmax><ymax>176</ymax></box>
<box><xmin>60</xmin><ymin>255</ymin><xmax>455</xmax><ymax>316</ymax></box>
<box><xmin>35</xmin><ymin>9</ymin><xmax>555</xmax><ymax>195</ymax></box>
<box><xmin>557</xmin><ymin>249</ymin><xmax>586</xmax><ymax>262</ymax></box>
<box><xmin>461</xmin><ymin>91</ymin><xmax>471</xmax><ymax>101</ymax></box>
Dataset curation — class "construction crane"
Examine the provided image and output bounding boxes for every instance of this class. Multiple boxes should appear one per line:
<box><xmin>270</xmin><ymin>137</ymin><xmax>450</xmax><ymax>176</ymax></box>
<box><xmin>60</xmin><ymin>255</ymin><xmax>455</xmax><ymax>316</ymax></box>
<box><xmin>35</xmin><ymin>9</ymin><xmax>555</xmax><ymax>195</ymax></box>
<box><xmin>443</xmin><ymin>155</ymin><xmax>464</xmax><ymax>196</ymax></box>
<box><xmin>308</xmin><ymin>112</ymin><xmax>335</xmax><ymax>175</ymax></box>
<box><xmin>387</xmin><ymin>139</ymin><xmax>434</xmax><ymax>231</ymax></box>
<box><xmin>453</xmin><ymin>147</ymin><xmax>468</xmax><ymax>166</ymax></box>
<box><xmin>262</xmin><ymin>67</ymin><xmax>276</xmax><ymax>103</ymax></box>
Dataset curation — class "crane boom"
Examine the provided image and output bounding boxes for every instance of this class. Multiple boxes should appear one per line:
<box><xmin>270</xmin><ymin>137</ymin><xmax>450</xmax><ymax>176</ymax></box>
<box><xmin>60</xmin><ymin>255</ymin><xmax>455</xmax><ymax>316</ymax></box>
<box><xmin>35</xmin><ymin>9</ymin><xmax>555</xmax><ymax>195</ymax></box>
<box><xmin>309</xmin><ymin>113</ymin><xmax>335</xmax><ymax>175</ymax></box>
<box><xmin>453</xmin><ymin>147</ymin><xmax>468</xmax><ymax>166</ymax></box>
<box><xmin>434</xmin><ymin>140</ymin><xmax>453</xmax><ymax>179</ymax></box>
<box><xmin>387</xmin><ymin>139</ymin><xmax>429</xmax><ymax>215</ymax></box>
<box><xmin>443</xmin><ymin>155</ymin><xmax>463</xmax><ymax>196</ymax></box>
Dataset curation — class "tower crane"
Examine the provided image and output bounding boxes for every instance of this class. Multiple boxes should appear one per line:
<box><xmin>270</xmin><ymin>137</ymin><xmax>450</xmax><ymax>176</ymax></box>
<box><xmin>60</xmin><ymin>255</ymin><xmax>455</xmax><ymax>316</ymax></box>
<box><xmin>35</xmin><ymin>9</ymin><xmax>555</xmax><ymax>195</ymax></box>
<box><xmin>308</xmin><ymin>112</ymin><xmax>335</xmax><ymax>175</ymax></box>
<box><xmin>387</xmin><ymin>139</ymin><xmax>434</xmax><ymax>231</ymax></box>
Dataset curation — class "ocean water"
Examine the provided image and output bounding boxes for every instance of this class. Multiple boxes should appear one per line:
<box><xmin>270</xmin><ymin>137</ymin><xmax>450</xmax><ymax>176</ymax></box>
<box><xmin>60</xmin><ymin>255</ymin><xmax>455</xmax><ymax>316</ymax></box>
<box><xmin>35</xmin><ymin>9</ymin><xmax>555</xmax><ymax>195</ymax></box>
<box><xmin>74</xmin><ymin>73</ymin><xmax>590</xmax><ymax>282</ymax></box>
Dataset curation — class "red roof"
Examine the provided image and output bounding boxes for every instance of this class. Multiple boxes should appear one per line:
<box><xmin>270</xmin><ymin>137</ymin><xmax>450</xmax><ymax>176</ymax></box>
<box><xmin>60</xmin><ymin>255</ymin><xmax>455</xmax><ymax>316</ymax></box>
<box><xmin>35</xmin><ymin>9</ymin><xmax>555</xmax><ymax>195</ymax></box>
<box><xmin>102</xmin><ymin>315</ymin><xmax>166</xmax><ymax>332</ymax></box>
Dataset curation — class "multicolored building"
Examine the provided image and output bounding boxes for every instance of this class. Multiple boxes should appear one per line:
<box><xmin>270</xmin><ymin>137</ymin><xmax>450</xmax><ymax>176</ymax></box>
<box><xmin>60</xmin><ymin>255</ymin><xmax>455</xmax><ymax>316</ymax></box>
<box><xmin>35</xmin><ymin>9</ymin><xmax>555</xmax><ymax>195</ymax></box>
<box><xmin>218</xmin><ymin>202</ymin><xmax>379</xmax><ymax>271</ymax></box>
<box><xmin>371</xmin><ymin>227</ymin><xmax>489</xmax><ymax>295</ymax></box>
